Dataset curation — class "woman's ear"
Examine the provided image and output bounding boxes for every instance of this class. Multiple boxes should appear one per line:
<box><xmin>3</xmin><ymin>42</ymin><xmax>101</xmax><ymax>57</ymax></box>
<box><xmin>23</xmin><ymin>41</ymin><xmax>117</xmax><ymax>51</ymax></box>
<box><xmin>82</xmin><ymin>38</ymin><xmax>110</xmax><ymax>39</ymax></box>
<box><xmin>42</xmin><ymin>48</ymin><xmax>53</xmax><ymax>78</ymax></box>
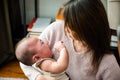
<box><xmin>32</xmin><ymin>55</ymin><xmax>41</xmax><ymax>62</ymax></box>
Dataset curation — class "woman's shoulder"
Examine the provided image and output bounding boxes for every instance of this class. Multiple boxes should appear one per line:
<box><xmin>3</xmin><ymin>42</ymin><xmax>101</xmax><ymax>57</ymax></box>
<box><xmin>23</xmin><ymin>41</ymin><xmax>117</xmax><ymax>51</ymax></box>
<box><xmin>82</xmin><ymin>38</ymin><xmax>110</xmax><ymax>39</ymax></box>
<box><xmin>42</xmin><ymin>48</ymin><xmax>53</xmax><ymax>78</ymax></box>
<box><xmin>100</xmin><ymin>54</ymin><xmax>118</xmax><ymax>67</ymax></box>
<box><xmin>98</xmin><ymin>53</ymin><xmax>119</xmax><ymax>72</ymax></box>
<box><xmin>96</xmin><ymin>54</ymin><xmax>120</xmax><ymax>79</ymax></box>
<box><xmin>96</xmin><ymin>54</ymin><xmax>120</xmax><ymax>78</ymax></box>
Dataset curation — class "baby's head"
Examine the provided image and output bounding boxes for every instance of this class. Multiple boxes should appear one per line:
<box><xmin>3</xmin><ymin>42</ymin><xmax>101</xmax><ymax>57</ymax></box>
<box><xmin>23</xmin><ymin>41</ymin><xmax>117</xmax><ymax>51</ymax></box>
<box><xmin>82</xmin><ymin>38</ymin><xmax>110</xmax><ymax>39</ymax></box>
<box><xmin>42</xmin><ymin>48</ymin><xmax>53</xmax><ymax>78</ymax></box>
<box><xmin>15</xmin><ymin>37</ymin><xmax>53</xmax><ymax>66</ymax></box>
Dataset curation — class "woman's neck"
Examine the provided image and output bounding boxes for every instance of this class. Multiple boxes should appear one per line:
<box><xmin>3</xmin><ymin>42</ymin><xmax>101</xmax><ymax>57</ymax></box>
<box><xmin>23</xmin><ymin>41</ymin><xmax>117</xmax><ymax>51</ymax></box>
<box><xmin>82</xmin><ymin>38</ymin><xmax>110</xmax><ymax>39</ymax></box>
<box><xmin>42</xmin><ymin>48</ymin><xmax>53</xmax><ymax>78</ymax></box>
<box><xmin>73</xmin><ymin>40</ymin><xmax>87</xmax><ymax>53</ymax></box>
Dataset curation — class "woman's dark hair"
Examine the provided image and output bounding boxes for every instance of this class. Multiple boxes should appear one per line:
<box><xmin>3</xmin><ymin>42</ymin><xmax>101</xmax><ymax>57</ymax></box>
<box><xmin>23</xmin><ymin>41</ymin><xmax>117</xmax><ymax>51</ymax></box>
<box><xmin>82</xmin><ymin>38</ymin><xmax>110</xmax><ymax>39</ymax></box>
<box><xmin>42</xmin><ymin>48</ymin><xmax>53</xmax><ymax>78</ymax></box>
<box><xmin>63</xmin><ymin>0</ymin><xmax>111</xmax><ymax>72</ymax></box>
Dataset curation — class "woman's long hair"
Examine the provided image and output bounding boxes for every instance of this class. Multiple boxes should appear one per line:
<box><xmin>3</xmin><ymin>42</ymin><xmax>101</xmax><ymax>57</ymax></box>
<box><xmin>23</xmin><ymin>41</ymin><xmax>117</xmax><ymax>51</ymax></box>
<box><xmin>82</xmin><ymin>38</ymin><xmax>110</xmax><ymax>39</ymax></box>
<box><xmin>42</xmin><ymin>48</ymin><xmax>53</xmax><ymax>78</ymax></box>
<box><xmin>63</xmin><ymin>0</ymin><xmax>111</xmax><ymax>72</ymax></box>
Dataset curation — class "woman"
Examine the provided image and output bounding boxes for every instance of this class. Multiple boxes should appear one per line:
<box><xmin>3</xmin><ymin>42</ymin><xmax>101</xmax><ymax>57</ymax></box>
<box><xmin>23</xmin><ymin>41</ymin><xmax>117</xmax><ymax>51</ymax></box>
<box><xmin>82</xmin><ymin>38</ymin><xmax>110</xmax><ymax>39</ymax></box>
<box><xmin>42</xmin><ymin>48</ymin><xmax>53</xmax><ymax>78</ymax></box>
<box><xmin>20</xmin><ymin>0</ymin><xmax>120</xmax><ymax>80</ymax></box>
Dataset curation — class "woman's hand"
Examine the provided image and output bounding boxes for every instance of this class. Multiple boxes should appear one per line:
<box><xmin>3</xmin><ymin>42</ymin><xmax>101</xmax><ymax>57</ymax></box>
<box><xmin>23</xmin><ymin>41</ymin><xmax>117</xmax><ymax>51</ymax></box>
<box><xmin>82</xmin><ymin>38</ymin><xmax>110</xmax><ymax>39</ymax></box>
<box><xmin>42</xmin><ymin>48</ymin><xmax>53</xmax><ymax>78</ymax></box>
<box><xmin>35</xmin><ymin>74</ymin><xmax>57</xmax><ymax>80</ymax></box>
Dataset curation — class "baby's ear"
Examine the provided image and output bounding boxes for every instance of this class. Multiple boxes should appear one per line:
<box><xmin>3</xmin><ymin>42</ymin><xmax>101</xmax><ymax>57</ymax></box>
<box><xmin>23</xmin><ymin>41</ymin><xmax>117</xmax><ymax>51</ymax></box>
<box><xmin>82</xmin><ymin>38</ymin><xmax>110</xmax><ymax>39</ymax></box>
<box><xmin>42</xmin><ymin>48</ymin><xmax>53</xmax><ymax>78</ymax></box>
<box><xmin>32</xmin><ymin>55</ymin><xmax>40</xmax><ymax>62</ymax></box>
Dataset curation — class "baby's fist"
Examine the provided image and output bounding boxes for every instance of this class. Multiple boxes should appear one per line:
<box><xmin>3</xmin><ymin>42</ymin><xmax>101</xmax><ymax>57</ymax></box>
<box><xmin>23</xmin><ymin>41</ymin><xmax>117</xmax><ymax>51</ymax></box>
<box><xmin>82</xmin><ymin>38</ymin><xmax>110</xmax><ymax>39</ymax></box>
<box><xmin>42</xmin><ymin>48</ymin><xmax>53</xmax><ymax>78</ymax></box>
<box><xmin>54</xmin><ymin>41</ymin><xmax>65</xmax><ymax>52</ymax></box>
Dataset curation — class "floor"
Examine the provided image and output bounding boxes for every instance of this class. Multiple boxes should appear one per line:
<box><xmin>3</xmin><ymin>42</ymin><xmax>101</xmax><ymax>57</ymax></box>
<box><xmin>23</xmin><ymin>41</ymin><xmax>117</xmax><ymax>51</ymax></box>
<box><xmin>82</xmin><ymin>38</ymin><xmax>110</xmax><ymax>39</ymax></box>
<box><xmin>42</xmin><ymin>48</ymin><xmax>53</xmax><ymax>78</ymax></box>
<box><xmin>0</xmin><ymin>58</ymin><xmax>28</xmax><ymax>79</ymax></box>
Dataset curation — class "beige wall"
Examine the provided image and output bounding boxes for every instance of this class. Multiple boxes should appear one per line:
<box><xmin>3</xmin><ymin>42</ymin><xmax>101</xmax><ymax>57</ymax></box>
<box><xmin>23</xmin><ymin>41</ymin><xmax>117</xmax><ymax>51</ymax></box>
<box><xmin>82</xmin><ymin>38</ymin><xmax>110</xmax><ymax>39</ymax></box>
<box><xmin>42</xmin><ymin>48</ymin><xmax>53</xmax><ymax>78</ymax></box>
<box><xmin>20</xmin><ymin>0</ymin><xmax>68</xmax><ymax>24</ymax></box>
<box><xmin>101</xmin><ymin>0</ymin><xmax>107</xmax><ymax>11</ymax></box>
<box><xmin>108</xmin><ymin>0</ymin><xmax>120</xmax><ymax>30</ymax></box>
<box><xmin>20</xmin><ymin>0</ymin><xmax>120</xmax><ymax>30</ymax></box>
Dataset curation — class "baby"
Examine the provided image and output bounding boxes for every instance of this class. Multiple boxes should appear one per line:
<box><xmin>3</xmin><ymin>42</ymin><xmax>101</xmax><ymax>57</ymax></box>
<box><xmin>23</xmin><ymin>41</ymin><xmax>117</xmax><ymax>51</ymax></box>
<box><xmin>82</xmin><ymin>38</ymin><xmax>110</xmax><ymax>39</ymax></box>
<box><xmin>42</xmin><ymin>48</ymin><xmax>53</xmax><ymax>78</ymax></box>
<box><xmin>15</xmin><ymin>37</ymin><xmax>69</xmax><ymax>80</ymax></box>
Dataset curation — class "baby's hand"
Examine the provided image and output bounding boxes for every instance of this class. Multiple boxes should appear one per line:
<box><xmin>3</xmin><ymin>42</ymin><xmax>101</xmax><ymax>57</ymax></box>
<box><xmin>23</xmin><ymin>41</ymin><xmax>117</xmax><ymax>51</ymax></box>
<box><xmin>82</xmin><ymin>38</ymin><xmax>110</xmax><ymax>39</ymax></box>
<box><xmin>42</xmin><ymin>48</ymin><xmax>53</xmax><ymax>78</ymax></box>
<box><xmin>54</xmin><ymin>41</ymin><xmax>65</xmax><ymax>52</ymax></box>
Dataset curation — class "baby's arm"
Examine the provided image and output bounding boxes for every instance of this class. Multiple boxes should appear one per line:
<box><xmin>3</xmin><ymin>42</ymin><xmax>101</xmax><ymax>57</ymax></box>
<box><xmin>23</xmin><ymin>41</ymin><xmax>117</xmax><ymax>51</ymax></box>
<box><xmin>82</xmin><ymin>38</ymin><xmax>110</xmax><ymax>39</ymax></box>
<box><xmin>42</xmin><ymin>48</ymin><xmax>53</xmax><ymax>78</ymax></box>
<box><xmin>40</xmin><ymin>41</ymin><xmax>69</xmax><ymax>73</ymax></box>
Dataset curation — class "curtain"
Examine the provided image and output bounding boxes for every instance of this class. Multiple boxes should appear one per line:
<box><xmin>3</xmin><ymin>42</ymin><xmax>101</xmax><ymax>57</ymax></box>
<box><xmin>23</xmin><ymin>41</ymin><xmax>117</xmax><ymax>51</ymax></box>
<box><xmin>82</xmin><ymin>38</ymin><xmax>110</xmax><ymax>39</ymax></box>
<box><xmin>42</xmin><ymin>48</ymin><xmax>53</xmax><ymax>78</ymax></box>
<box><xmin>0</xmin><ymin>0</ymin><xmax>23</xmax><ymax>66</ymax></box>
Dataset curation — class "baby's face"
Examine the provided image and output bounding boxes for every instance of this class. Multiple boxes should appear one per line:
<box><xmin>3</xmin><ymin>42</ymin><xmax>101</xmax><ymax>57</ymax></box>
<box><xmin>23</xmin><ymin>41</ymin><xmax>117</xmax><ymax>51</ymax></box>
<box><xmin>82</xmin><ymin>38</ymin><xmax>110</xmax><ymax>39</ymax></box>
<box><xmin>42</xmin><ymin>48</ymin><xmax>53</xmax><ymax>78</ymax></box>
<box><xmin>34</xmin><ymin>38</ymin><xmax>53</xmax><ymax>58</ymax></box>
